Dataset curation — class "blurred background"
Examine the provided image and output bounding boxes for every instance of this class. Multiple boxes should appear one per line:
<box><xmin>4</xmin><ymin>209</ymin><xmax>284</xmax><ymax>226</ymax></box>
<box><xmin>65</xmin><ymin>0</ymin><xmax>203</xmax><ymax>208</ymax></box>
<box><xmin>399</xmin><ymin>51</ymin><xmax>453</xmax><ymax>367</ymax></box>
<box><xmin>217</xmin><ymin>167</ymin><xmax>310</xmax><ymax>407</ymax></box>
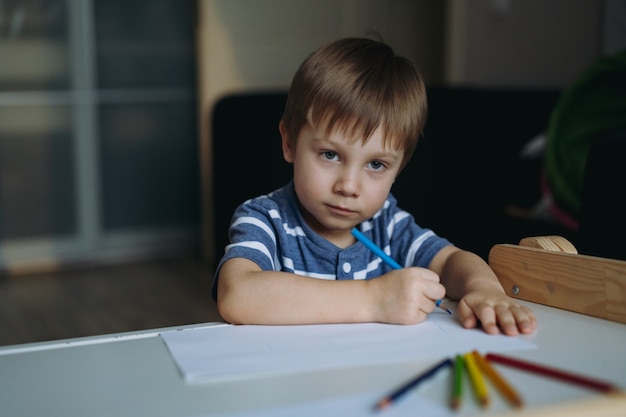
<box><xmin>0</xmin><ymin>0</ymin><xmax>624</xmax><ymax>345</ymax></box>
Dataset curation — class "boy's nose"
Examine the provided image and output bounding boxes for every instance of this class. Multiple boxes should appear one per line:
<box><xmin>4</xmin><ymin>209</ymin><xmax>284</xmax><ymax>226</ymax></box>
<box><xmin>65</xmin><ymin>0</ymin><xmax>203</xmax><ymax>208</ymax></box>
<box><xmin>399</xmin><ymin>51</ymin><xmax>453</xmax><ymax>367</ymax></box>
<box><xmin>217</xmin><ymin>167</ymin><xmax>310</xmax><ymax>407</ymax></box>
<box><xmin>333</xmin><ymin>169</ymin><xmax>360</xmax><ymax>196</ymax></box>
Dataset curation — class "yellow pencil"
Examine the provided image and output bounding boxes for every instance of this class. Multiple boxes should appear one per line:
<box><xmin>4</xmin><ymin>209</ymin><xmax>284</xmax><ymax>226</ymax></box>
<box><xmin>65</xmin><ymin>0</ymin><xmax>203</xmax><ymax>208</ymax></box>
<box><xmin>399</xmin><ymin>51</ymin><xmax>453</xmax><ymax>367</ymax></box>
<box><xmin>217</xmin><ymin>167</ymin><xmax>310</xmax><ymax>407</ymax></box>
<box><xmin>463</xmin><ymin>351</ymin><xmax>490</xmax><ymax>408</ymax></box>
<box><xmin>472</xmin><ymin>350</ymin><xmax>524</xmax><ymax>408</ymax></box>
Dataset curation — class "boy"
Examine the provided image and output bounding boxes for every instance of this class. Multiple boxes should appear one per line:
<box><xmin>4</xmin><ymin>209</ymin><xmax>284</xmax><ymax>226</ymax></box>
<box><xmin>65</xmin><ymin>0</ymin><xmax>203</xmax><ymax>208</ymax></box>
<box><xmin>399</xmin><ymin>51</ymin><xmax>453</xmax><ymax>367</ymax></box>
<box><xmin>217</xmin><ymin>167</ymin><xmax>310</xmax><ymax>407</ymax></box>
<box><xmin>213</xmin><ymin>37</ymin><xmax>536</xmax><ymax>336</ymax></box>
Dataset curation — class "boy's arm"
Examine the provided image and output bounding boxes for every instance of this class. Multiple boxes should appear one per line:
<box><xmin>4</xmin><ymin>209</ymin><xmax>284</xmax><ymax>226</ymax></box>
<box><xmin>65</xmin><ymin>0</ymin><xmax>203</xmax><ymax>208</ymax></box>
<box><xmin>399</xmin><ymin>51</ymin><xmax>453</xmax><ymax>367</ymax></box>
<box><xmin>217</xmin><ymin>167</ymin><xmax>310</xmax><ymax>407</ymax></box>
<box><xmin>216</xmin><ymin>257</ymin><xmax>445</xmax><ymax>325</ymax></box>
<box><xmin>431</xmin><ymin>246</ymin><xmax>537</xmax><ymax>336</ymax></box>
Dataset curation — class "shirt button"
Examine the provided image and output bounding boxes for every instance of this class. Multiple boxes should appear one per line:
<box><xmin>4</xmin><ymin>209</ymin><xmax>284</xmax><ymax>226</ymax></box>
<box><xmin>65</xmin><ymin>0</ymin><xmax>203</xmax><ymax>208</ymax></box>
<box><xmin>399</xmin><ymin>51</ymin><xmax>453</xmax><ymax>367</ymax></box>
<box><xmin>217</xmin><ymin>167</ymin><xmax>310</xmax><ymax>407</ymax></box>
<box><xmin>342</xmin><ymin>262</ymin><xmax>351</xmax><ymax>273</ymax></box>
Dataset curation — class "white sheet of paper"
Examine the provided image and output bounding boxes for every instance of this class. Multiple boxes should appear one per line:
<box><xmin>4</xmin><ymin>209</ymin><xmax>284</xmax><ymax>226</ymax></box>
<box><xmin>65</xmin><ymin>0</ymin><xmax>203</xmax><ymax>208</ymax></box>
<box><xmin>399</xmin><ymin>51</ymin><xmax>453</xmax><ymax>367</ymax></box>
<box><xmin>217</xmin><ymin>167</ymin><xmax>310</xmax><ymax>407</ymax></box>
<box><xmin>160</xmin><ymin>309</ymin><xmax>536</xmax><ymax>383</ymax></box>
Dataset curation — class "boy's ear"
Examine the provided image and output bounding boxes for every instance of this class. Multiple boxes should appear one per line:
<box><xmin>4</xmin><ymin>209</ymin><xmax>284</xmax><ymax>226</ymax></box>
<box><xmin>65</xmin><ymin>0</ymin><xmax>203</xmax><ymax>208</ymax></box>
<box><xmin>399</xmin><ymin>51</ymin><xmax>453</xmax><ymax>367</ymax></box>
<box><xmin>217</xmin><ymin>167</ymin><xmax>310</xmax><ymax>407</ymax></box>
<box><xmin>279</xmin><ymin>121</ymin><xmax>295</xmax><ymax>163</ymax></box>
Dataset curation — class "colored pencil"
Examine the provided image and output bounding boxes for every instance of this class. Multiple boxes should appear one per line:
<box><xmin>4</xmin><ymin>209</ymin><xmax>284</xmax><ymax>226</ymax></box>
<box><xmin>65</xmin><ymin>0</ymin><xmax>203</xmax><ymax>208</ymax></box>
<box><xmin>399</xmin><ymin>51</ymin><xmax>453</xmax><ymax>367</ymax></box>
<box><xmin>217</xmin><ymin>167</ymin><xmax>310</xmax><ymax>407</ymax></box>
<box><xmin>375</xmin><ymin>358</ymin><xmax>453</xmax><ymax>410</ymax></box>
<box><xmin>486</xmin><ymin>353</ymin><xmax>619</xmax><ymax>394</ymax></box>
<box><xmin>351</xmin><ymin>228</ymin><xmax>452</xmax><ymax>314</ymax></box>
<box><xmin>451</xmin><ymin>354</ymin><xmax>464</xmax><ymax>410</ymax></box>
<box><xmin>472</xmin><ymin>350</ymin><xmax>523</xmax><ymax>408</ymax></box>
<box><xmin>463</xmin><ymin>351</ymin><xmax>490</xmax><ymax>408</ymax></box>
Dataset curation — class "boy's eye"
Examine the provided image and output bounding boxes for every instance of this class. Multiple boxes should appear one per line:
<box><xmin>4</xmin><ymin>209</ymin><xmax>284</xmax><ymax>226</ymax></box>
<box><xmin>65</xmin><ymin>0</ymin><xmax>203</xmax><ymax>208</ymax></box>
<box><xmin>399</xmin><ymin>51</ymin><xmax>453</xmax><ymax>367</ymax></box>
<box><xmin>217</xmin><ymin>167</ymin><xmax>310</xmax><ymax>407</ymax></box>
<box><xmin>322</xmin><ymin>151</ymin><xmax>338</xmax><ymax>161</ymax></box>
<box><xmin>369</xmin><ymin>160</ymin><xmax>385</xmax><ymax>170</ymax></box>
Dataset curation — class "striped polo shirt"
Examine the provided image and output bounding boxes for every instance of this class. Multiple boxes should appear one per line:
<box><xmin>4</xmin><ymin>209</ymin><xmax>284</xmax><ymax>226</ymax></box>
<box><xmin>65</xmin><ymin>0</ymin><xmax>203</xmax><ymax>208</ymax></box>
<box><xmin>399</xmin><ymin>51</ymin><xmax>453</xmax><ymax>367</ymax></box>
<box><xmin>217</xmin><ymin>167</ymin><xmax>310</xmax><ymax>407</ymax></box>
<box><xmin>212</xmin><ymin>181</ymin><xmax>451</xmax><ymax>300</ymax></box>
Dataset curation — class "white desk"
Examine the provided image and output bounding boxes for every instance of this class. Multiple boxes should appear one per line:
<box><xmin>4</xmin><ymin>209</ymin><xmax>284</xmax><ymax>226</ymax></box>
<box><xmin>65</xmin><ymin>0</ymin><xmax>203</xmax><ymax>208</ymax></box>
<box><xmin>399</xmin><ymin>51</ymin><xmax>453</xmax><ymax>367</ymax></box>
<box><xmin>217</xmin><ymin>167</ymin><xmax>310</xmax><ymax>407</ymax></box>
<box><xmin>1</xmin><ymin>301</ymin><xmax>625</xmax><ymax>417</ymax></box>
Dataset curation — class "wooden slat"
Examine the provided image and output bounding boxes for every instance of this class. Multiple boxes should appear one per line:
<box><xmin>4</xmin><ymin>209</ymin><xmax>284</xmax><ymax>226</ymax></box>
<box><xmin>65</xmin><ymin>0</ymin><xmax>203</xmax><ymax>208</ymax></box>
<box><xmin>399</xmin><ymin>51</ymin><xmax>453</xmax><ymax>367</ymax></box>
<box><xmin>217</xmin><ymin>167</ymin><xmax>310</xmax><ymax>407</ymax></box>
<box><xmin>489</xmin><ymin>244</ymin><xmax>626</xmax><ymax>324</ymax></box>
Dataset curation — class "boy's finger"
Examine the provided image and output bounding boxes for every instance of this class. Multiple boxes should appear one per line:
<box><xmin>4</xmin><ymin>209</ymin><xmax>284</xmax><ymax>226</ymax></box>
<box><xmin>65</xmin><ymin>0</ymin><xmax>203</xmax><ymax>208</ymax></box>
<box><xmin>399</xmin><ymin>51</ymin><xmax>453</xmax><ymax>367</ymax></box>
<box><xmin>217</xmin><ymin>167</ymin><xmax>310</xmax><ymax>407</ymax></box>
<box><xmin>512</xmin><ymin>306</ymin><xmax>537</xmax><ymax>334</ymax></box>
<box><xmin>456</xmin><ymin>300</ymin><xmax>478</xmax><ymax>329</ymax></box>
<box><xmin>494</xmin><ymin>305</ymin><xmax>519</xmax><ymax>336</ymax></box>
<box><xmin>476</xmin><ymin>305</ymin><xmax>500</xmax><ymax>335</ymax></box>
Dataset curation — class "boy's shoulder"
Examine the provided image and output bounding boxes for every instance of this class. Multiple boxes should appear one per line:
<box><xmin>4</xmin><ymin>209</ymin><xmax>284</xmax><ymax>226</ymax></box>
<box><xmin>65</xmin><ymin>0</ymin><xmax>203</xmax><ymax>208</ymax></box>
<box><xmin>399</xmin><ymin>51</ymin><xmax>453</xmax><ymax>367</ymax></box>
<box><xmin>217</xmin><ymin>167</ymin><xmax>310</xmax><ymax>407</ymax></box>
<box><xmin>236</xmin><ymin>182</ymin><xmax>297</xmax><ymax>216</ymax></box>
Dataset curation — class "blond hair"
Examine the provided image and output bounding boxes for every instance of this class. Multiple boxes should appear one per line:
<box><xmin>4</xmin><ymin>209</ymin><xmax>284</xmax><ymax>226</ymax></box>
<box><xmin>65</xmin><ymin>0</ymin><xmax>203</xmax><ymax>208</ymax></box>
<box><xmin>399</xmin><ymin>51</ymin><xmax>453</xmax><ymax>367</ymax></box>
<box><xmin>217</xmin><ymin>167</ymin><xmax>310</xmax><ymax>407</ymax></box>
<box><xmin>281</xmin><ymin>37</ymin><xmax>427</xmax><ymax>170</ymax></box>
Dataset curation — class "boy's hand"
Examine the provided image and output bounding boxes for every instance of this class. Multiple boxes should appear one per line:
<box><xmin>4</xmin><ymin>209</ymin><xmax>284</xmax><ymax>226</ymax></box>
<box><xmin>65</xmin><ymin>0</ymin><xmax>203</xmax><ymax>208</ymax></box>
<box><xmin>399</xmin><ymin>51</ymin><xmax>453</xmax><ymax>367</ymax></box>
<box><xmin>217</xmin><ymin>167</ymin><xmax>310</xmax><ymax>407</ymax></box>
<box><xmin>368</xmin><ymin>267</ymin><xmax>446</xmax><ymax>325</ymax></box>
<box><xmin>456</xmin><ymin>289</ymin><xmax>537</xmax><ymax>336</ymax></box>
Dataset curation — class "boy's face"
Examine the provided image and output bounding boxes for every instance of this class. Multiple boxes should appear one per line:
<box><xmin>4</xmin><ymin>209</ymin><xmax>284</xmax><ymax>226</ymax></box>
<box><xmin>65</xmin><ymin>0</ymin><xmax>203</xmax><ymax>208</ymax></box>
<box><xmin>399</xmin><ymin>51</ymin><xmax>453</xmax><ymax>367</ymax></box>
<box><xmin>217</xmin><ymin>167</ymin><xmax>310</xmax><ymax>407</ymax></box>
<box><xmin>280</xmin><ymin>121</ymin><xmax>403</xmax><ymax>247</ymax></box>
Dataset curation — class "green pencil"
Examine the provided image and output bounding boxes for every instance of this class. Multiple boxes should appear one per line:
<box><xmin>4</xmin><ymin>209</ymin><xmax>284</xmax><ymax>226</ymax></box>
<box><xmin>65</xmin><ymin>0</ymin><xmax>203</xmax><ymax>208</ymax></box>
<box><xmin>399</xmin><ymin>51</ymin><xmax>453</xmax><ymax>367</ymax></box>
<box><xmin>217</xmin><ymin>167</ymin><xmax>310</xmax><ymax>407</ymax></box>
<box><xmin>451</xmin><ymin>354</ymin><xmax>464</xmax><ymax>410</ymax></box>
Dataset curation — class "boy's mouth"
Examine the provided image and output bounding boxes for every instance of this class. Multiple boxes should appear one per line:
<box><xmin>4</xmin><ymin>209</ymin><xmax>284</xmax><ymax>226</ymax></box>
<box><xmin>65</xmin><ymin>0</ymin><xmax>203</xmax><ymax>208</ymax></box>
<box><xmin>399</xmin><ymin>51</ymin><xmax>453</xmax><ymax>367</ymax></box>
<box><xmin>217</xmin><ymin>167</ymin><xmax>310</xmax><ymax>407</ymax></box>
<box><xmin>327</xmin><ymin>204</ymin><xmax>356</xmax><ymax>216</ymax></box>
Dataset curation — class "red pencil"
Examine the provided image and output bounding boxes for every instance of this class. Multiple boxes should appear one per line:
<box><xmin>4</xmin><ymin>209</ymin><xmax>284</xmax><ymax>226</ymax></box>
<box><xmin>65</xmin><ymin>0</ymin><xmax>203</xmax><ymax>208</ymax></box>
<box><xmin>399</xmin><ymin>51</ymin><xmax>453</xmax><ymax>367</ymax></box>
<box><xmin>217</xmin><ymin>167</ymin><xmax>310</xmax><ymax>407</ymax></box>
<box><xmin>485</xmin><ymin>353</ymin><xmax>619</xmax><ymax>394</ymax></box>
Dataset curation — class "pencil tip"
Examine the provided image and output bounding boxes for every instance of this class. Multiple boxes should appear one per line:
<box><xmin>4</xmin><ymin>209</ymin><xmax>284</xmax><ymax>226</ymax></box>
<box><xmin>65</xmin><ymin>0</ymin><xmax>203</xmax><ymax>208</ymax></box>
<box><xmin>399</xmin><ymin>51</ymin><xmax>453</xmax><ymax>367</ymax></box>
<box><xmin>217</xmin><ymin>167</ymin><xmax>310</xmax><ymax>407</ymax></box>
<box><xmin>437</xmin><ymin>302</ymin><xmax>453</xmax><ymax>314</ymax></box>
<box><xmin>375</xmin><ymin>399</ymin><xmax>391</xmax><ymax>410</ymax></box>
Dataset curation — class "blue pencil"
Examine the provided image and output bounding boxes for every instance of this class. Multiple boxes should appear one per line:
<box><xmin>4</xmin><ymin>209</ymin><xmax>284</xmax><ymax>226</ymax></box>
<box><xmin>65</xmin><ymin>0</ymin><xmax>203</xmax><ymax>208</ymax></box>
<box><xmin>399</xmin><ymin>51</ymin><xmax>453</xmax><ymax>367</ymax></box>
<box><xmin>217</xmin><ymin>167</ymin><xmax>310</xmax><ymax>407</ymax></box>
<box><xmin>351</xmin><ymin>227</ymin><xmax>452</xmax><ymax>315</ymax></box>
<box><xmin>375</xmin><ymin>358</ymin><xmax>453</xmax><ymax>409</ymax></box>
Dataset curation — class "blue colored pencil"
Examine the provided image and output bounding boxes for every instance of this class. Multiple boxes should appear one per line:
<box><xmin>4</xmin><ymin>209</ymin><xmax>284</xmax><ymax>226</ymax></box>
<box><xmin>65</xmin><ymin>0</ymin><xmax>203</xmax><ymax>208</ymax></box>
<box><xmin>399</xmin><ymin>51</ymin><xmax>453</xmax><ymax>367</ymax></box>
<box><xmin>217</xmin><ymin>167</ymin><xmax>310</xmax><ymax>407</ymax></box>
<box><xmin>351</xmin><ymin>227</ymin><xmax>452</xmax><ymax>314</ymax></box>
<box><xmin>375</xmin><ymin>358</ymin><xmax>453</xmax><ymax>409</ymax></box>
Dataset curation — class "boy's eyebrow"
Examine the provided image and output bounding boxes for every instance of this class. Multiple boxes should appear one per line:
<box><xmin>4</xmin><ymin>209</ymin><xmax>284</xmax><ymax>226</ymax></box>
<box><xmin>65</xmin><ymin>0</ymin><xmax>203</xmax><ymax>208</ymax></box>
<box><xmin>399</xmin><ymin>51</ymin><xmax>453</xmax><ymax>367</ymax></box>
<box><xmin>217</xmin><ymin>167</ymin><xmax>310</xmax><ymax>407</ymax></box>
<box><xmin>370</xmin><ymin>150</ymin><xmax>402</xmax><ymax>162</ymax></box>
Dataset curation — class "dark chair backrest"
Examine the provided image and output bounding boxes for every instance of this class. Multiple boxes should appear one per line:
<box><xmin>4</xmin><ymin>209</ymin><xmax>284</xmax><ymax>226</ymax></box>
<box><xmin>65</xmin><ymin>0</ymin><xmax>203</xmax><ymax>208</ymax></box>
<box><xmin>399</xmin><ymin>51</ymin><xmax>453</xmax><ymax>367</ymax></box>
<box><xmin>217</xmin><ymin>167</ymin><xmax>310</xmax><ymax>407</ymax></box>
<box><xmin>577</xmin><ymin>131</ymin><xmax>626</xmax><ymax>260</ymax></box>
<box><xmin>396</xmin><ymin>87</ymin><xmax>562</xmax><ymax>258</ymax></box>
